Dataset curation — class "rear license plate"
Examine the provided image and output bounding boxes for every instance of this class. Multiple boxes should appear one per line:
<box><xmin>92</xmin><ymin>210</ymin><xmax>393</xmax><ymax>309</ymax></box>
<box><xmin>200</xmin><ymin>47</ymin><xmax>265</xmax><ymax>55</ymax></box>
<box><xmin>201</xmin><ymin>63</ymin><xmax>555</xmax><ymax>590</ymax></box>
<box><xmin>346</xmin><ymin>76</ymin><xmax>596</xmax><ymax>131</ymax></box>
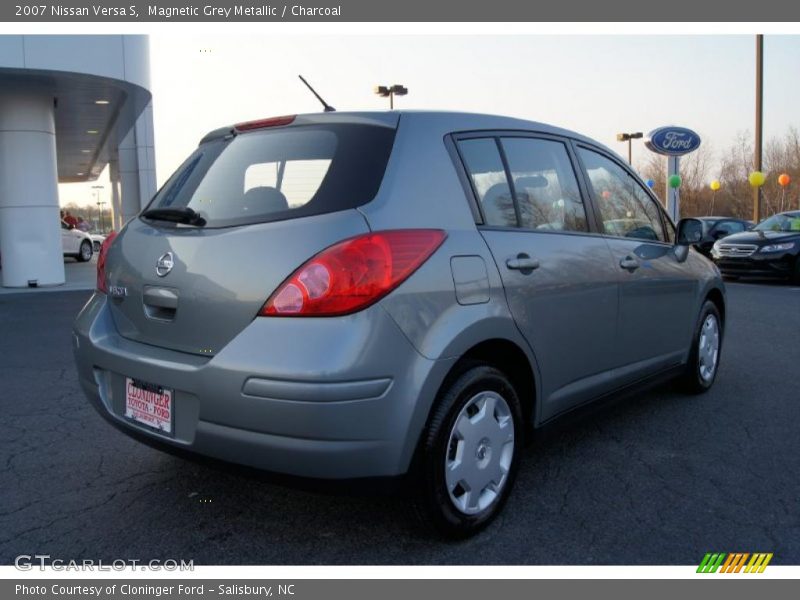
<box><xmin>124</xmin><ymin>377</ymin><xmax>174</xmax><ymax>435</ymax></box>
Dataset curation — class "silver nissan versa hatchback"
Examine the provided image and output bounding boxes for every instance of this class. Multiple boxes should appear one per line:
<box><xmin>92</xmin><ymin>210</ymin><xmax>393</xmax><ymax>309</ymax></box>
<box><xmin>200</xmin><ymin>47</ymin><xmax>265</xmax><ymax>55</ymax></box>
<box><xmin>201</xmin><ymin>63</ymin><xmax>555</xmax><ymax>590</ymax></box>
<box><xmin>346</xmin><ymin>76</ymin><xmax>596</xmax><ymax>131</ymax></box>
<box><xmin>74</xmin><ymin>111</ymin><xmax>725</xmax><ymax>537</ymax></box>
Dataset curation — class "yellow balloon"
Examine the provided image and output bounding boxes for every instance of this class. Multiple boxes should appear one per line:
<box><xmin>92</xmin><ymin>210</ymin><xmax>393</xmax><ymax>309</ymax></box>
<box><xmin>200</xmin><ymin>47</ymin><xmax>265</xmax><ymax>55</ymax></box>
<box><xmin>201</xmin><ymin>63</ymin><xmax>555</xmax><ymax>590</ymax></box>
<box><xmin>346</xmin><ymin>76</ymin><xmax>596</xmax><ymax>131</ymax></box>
<box><xmin>749</xmin><ymin>171</ymin><xmax>766</xmax><ymax>187</ymax></box>
<box><xmin>710</xmin><ymin>180</ymin><xmax>721</xmax><ymax>191</ymax></box>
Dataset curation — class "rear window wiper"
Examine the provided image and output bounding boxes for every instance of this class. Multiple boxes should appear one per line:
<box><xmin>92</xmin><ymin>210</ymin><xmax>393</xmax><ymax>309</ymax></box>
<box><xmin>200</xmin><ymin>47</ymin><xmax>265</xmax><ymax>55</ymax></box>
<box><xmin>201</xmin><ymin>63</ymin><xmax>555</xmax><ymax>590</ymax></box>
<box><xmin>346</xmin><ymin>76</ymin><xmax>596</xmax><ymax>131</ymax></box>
<box><xmin>141</xmin><ymin>207</ymin><xmax>207</xmax><ymax>227</ymax></box>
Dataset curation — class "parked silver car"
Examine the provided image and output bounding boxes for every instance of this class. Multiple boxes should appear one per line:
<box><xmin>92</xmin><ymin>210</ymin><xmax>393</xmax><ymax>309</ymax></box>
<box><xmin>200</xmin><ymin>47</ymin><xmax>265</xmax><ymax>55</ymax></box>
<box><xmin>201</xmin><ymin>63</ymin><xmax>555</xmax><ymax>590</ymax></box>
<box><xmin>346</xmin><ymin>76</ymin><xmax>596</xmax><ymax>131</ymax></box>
<box><xmin>73</xmin><ymin>111</ymin><xmax>725</xmax><ymax>537</ymax></box>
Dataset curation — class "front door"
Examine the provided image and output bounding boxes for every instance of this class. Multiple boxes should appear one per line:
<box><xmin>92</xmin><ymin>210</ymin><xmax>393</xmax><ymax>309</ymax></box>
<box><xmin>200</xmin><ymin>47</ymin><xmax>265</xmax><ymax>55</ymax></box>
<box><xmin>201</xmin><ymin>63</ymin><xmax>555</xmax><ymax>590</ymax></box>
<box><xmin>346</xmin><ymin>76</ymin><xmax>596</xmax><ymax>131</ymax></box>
<box><xmin>576</xmin><ymin>146</ymin><xmax>698</xmax><ymax>381</ymax></box>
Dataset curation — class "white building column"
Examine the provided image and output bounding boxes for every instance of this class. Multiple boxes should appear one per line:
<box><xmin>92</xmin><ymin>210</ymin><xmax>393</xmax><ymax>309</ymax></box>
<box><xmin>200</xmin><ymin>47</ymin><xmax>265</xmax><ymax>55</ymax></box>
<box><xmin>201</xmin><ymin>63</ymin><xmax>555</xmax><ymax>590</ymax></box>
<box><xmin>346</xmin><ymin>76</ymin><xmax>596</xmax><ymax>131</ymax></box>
<box><xmin>118</xmin><ymin>101</ymin><xmax>157</xmax><ymax>225</ymax></box>
<box><xmin>108</xmin><ymin>154</ymin><xmax>123</xmax><ymax>231</ymax></box>
<box><xmin>0</xmin><ymin>92</ymin><xmax>64</xmax><ymax>287</ymax></box>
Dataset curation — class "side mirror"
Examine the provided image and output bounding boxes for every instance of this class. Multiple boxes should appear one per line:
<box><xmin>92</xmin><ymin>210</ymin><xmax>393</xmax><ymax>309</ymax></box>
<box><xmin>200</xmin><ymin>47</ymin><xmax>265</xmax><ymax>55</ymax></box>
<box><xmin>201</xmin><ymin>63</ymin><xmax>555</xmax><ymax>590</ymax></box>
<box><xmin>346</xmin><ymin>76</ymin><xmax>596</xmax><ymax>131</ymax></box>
<box><xmin>676</xmin><ymin>218</ymin><xmax>703</xmax><ymax>246</ymax></box>
<box><xmin>674</xmin><ymin>218</ymin><xmax>703</xmax><ymax>263</ymax></box>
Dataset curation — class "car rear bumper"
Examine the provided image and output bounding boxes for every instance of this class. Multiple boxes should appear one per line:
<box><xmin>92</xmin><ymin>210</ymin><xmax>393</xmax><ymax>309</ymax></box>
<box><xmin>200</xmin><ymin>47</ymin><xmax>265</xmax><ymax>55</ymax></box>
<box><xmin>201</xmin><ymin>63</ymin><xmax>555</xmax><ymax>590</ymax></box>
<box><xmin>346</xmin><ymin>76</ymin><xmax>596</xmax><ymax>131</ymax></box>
<box><xmin>73</xmin><ymin>293</ymin><xmax>454</xmax><ymax>479</ymax></box>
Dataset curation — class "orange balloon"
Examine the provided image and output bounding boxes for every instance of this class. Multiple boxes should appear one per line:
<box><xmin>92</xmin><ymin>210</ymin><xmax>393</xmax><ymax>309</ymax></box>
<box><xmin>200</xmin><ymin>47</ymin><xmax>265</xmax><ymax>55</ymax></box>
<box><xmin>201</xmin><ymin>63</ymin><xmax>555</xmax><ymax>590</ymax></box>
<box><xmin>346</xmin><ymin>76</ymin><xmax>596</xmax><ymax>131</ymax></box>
<box><xmin>778</xmin><ymin>173</ymin><xmax>791</xmax><ymax>187</ymax></box>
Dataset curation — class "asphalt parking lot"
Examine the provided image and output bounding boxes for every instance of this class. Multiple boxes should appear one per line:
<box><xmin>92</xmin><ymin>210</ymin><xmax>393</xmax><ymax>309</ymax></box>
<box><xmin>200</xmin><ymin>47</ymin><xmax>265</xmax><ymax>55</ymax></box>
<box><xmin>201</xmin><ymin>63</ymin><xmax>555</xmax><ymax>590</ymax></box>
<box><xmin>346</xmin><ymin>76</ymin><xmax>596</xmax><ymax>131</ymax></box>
<box><xmin>1</xmin><ymin>282</ymin><xmax>799</xmax><ymax>565</ymax></box>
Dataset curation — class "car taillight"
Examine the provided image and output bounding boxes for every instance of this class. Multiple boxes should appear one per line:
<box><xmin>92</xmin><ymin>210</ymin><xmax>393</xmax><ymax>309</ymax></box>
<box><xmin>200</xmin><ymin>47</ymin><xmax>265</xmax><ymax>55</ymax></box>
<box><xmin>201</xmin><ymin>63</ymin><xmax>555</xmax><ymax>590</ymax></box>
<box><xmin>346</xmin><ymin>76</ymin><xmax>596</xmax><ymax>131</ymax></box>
<box><xmin>234</xmin><ymin>115</ymin><xmax>296</xmax><ymax>132</ymax></box>
<box><xmin>260</xmin><ymin>230</ymin><xmax>446</xmax><ymax>317</ymax></box>
<box><xmin>96</xmin><ymin>231</ymin><xmax>118</xmax><ymax>293</ymax></box>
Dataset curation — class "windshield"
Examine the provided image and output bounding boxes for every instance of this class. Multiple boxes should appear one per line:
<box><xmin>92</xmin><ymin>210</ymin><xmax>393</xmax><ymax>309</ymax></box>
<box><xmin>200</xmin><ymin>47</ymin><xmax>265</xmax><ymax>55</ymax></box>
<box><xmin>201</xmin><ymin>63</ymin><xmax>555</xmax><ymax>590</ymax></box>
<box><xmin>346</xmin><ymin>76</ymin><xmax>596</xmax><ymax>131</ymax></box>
<box><xmin>754</xmin><ymin>212</ymin><xmax>800</xmax><ymax>233</ymax></box>
<box><xmin>143</xmin><ymin>123</ymin><xmax>396</xmax><ymax>228</ymax></box>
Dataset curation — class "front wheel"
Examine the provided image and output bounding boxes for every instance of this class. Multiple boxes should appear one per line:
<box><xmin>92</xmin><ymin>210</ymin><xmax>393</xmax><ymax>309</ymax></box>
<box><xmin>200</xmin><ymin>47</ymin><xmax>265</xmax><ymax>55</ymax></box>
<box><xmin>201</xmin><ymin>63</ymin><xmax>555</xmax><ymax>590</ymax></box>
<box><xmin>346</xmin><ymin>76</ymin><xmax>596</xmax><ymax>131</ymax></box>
<box><xmin>412</xmin><ymin>363</ymin><xmax>523</xmax><ymax>538</ymax></box>
<box><xmin>791</xmin><ymin>258</ymin><xmax>800</xmax><ymax>285</ymax></box>
<box><xmin>76</xmin><ymin>240</ymin><xmax>93</xmax><ymax>262</ymax></box>
<box><xmin>679</xmin><ymin>300</ymin><xmax>723</xmax><ymax>394</ymax></box>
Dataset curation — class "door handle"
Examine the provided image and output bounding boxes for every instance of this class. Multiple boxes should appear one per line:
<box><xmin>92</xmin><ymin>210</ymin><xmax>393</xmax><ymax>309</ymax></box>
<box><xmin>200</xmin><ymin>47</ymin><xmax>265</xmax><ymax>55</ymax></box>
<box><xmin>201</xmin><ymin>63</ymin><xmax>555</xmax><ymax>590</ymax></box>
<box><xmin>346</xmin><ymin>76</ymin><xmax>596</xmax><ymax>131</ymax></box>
<box><xmin>506</xmin><ymin>254</ymin><xmax>540</xmax><ymax>272</ymax></box>
<box><xmin>619</xmin><ymin>256</ymin><xmax>639</xmax><ymax>272</ymax></box>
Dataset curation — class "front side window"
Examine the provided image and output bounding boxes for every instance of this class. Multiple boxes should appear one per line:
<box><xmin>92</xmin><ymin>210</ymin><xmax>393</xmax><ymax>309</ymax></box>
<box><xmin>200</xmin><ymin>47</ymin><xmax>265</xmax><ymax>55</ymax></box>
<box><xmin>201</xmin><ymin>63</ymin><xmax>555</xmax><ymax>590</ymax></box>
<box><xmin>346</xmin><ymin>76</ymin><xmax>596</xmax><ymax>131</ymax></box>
<box><xmin>500</xmin><ymin>137</ymin><xmax>588</xmax><ymax>232</ymax></box>
<box><xmin>458</xmin><ymin>138</ymin><xmax>517</xmax><ymax>227</ymax></box>
<box><xmin>578</xmin><ymin>148</ymin><xmax>666</xmax><ymax>242</ymax></box>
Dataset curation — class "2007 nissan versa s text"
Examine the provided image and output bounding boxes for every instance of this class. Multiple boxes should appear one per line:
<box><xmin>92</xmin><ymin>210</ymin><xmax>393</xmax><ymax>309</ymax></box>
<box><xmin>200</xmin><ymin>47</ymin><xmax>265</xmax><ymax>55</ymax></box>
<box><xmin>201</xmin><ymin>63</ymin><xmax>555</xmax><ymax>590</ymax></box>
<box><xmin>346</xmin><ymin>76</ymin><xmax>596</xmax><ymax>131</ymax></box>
<box><xmin>74</xmin><ymin>111</ymin><xmax>725</xmax><ymax>537</ymax></box>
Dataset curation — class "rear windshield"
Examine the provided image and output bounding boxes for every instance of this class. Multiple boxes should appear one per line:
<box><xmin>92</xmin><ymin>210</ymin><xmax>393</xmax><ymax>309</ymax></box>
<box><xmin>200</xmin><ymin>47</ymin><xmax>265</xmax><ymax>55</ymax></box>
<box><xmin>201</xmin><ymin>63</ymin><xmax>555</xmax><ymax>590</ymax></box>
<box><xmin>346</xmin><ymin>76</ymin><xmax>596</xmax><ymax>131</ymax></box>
<box><xmin>143</xmin><ymin>123</ymin><xmax>396</xmax><ymax>228</ymax></box>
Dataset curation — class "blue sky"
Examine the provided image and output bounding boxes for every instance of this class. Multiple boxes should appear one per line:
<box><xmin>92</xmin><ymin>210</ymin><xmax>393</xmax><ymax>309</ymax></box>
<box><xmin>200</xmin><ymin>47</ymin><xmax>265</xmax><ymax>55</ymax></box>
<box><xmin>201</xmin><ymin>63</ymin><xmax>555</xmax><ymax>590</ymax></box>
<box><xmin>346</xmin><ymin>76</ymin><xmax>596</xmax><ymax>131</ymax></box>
<box><xmin>61</xmin><ymin>34</ymin><xmax>800</xmax><ymax>206</ymax></box>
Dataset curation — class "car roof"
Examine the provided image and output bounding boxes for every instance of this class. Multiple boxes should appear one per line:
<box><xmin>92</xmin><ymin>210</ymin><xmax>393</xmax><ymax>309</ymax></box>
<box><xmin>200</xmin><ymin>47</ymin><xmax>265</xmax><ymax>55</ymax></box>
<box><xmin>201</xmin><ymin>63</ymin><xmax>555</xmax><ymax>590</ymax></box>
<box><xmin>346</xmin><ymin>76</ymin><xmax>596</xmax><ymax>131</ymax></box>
<box><xmin>698</xmin><ymin>216</ymin><xmax>748</xmax><ymax>222</ymax></box>
<box><xmin>201</xmin><ymin>110</ymin><xmax>612</xmax><ymax>153</ymax></box>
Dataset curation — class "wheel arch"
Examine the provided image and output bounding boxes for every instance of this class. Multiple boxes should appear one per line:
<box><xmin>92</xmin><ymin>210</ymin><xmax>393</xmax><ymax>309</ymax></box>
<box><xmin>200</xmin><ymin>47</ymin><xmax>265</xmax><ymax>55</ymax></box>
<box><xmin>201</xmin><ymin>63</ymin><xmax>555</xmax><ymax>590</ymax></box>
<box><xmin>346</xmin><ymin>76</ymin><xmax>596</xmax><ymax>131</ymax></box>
<box><xmin>705</xmin><ymin>286</ymin><xmax>726</xmax><ymax>326</ymax></box>
<box><xmin>404</xmin><ymin>334</ymin><xmax>539</xmax><ymax>481</ymax></box>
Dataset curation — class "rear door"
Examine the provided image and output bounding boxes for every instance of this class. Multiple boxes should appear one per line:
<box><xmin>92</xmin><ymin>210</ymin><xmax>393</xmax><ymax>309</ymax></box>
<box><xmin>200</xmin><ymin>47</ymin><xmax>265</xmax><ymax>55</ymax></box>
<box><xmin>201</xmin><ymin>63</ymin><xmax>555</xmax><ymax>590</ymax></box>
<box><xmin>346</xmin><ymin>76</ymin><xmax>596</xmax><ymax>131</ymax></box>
<box><xmin>456</xmin><ymin>134</ymin><xmax>619</xmax><ymax>420</ymax></box>
<box><xmin>574</xmin><ymin>145</ymin><xmax>697</xmax><ymax>379</ymax></box>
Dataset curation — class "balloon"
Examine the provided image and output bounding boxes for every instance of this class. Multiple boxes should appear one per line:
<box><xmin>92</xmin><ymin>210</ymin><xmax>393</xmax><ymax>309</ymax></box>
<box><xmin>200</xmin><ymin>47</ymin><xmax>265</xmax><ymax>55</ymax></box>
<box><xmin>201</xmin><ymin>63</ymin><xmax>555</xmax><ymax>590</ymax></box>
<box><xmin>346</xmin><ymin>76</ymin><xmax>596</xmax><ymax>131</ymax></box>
<box><xmin>646</xmin><ymin>179</ymin><xmax>655</xmax><ymax>188</ymax></box>
<box><xmin>748</xmin><ymin>171</ymin><xmax>766</xmax><ymax>187</ymax></box>
<box><xmin>778</xmin><ymin>173</ymin><xmax>791</xmax><ymax>187</ymax></box>
<box><xmin>710</xmin><ymin>180</ymin><xmax>721</xmax><ymax>192</ymax></box>
<box><xmin>668</xmin><ymin>174</ymin><xmax>682</xmax><ymax>189</ymax></box>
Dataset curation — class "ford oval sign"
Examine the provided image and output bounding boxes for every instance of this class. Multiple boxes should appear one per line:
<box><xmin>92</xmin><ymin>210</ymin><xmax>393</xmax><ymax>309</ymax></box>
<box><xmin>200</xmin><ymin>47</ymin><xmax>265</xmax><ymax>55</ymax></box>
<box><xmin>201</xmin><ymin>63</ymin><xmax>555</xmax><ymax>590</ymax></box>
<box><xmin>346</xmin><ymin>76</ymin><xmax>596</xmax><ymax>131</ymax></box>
<box><xmin>645</xmin><ymin>126</ymin><xmax>701</xmax><ymax>156</ymax></box>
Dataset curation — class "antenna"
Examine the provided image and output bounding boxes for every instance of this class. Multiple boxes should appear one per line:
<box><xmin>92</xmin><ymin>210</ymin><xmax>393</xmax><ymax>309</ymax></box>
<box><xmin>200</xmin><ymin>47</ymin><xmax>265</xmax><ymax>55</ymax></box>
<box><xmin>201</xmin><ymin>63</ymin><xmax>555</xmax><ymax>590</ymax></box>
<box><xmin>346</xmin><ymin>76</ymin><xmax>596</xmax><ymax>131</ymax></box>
<box><xmin>298</xmin><ymin>75</ymin><xmax>335</xmax><ymax>112</ymax></box>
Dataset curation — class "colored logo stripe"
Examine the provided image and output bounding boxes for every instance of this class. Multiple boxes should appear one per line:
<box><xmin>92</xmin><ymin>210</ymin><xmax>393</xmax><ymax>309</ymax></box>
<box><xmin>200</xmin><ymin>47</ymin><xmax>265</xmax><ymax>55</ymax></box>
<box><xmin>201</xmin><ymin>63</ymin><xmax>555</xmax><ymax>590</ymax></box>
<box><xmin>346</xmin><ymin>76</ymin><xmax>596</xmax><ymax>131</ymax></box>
<box><xmin>697</xmin><ymin>552</ymin><xmax>773</xmax><ymax>573</ymax></box>
<box><xmin>745</xmin><ymin>553</ymin><xmax>773</xmax><ymax>573</ymax></box>
<box><xmin>697</xmin><ymin>553</ymin><xmax>726</xmax><ymax>573</ymax></box>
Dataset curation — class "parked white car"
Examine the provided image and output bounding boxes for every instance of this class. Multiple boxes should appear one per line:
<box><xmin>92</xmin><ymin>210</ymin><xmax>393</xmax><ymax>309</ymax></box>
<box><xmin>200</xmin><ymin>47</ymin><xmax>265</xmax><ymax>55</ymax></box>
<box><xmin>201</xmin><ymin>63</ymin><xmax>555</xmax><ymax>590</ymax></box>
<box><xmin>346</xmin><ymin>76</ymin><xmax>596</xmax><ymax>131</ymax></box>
<box><xmin>61</xmin><ymin>220</ymin><xmax>93</xmax><ymax>262</ymax></box>
<box><xmin>88</xmin><ymin>233</ymin><xmax>106</xmax><ymax>253</ymax></box>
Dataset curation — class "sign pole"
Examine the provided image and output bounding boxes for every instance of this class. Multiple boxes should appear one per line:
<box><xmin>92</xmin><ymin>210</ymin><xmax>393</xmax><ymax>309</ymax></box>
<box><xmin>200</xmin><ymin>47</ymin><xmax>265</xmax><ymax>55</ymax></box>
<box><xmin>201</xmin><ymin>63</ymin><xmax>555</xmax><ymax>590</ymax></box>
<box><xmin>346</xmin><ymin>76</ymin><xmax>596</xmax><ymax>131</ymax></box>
<box><xmin>666</xmin><ymin>156</ymin><xmax>680</xmax><ymax>221</ymax></box>
<box><xmin>754</xmin><ymin>34</ymin><xmax>764</xmax><ymax>224</ymax></box>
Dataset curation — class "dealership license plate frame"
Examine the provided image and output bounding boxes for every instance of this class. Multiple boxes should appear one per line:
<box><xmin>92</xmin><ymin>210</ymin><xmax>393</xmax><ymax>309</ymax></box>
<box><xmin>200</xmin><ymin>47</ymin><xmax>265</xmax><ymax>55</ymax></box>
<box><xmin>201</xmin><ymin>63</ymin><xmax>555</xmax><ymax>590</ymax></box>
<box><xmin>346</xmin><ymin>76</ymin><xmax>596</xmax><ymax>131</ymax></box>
<box><xmin>124</xmin><ymin>377</ymin><xmax>174</xmax><ymax>436</ymax></box>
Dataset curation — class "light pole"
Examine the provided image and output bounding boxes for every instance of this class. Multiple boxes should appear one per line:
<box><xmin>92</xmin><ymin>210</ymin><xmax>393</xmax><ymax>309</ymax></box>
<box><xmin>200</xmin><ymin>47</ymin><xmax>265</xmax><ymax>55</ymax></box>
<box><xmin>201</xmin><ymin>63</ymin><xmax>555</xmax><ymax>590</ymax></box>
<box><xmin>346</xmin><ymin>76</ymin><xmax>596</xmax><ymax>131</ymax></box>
<box><xmin>616</xmin><ymin>132</ymin><xmax>643</xmax><ymax>165</ymax></box>
<box><xmin>754</xmin><ymin>34</ymin><xmax>764</xmax><ymax>224</ymax></box>
<box><xmin>374</xmin><ymin>84</ymin><xmax>408</xmax><ymax>109</ymax></box>
<box><xmin>92</xmin><ymin>185</ymin><xmax>105</xmax><ymax>232</ymax></box>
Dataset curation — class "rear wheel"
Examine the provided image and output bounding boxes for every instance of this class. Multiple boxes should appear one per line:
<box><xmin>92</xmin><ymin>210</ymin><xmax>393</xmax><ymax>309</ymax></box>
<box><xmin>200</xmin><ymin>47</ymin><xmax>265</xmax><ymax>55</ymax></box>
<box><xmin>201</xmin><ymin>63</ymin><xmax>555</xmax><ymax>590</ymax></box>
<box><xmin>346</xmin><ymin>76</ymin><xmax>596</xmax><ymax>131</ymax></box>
<box><xmin>679</xmin><ymin>300</ymin><xmax>722</xmax><ymax>394</ymax></box>
<box><xmin>76</xmin><ymin>240</ymin><xmax>93</xmax><ymax>262</ymax></box>
<box><xmin>412</xmin><ymin>363</ymin><xmax>523</xmax><ymax>538</ymax></box>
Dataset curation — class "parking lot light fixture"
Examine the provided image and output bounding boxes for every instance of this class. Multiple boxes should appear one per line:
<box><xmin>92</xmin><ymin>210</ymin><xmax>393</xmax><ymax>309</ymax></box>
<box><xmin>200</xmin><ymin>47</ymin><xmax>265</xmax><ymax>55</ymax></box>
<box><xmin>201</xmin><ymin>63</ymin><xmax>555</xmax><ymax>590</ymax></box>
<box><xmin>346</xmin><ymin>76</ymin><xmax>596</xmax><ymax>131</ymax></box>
<box><xmin>616</xmin><ymin>131</ymin><xmax>643</xmax><ymax>165</ymax></box>
<box><xmin>374</xmin><ymin>84</ymin><xmax>408</xmax><ymax>109</ymax></box>
<box><xmin>92</xmin><ymin>185</ymin><xmax>105</xmax><ymax>232</ymax></box>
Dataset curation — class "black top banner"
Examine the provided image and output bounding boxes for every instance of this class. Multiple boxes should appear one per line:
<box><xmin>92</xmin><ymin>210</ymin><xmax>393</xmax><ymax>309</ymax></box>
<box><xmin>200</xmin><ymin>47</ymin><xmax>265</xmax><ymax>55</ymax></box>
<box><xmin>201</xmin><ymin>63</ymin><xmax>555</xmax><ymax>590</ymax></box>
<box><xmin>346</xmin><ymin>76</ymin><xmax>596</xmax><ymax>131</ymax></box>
<box><xmin>1</xmin><ymin>0</ymin><xmax>797</xmax><ymax>22</ymax></box>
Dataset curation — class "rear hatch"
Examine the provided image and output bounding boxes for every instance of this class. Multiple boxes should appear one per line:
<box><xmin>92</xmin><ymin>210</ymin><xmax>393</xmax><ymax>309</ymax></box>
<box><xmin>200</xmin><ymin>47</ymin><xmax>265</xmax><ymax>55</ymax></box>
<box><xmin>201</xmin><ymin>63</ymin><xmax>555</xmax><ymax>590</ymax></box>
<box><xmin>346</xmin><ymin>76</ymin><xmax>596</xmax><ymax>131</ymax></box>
<box><xmin>104</xmin><ymin>114</ymin><xmax>398</xmax><ymax>355</ymax></box>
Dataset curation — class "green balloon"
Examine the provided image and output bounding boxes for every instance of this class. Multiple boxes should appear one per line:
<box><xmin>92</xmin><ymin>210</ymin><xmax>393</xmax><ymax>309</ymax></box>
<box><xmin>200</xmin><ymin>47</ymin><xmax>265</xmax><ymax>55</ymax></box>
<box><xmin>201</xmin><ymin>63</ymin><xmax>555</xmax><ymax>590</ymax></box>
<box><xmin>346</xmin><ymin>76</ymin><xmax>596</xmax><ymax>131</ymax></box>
<box><xmin>668</xmin><ymin>174</ymin><xmax>682</xmax><ymax>188</ymax></box>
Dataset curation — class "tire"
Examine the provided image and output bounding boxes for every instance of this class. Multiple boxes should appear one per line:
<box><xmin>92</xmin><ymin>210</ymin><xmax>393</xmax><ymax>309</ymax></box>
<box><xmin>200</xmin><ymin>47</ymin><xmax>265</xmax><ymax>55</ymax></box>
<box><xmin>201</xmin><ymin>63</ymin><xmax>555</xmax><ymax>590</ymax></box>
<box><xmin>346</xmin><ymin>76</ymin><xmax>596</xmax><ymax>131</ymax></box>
<box><xmin>791</xmin><ymin>258</ymin><xmax>800</xmax><ymax>285</ymax></box>
<box><xmin>411</xmin><ymin>363</ymin><xmax>523</xmax><ymax>539</ymax></box>
<box><xmin>679</xmin><ymin>300</ymin><xmax>723</xmax><ymax>394</ymax></box>
<box><xmin>76</xmin><ymin>240</ymin><xmax>93</xmax><ymax>263</ymax></box>
<box><xmin>93</xmin><ymin>240</ymin><xmax>101</xmax><ymax>253</ymax></box>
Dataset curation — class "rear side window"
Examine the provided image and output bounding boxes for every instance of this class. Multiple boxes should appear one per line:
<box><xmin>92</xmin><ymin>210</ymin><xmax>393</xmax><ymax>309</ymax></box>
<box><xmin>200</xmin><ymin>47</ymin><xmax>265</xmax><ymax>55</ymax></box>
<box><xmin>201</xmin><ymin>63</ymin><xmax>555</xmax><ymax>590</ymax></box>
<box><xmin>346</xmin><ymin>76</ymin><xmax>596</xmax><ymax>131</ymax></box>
<box><xmin>713</xmin><ymin>220</ymin><xmax>746</xmax><ymax>236</ymax></box>
<box><xmin>578</xmin><ymin>147</ymin><xmax>667</xmax><ymax>242</ymax></box>
<box><xmin>458</xmin><ymin>138</ymin><xmax>517</xmax><ymax>227</ymax></box>
<box><xmin>500</xmin><ymin>138</ymin><xmax>588</xmax><ymax>232</ymax></box>
<box><xmin>145</xmin><ymin>123</ymin><xmax>396</xmax><ymax>228</ymax></box>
